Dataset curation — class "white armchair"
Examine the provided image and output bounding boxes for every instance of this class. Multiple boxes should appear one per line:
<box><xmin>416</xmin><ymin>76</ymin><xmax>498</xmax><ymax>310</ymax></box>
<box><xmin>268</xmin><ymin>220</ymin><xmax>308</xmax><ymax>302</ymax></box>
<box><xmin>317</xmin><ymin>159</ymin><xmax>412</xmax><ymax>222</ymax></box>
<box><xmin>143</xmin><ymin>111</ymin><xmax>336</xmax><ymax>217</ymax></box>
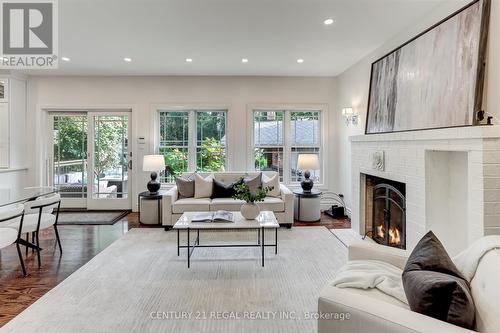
<box><xmin>318</xmin><ymin>242</ymin><xmax>500</xmax><ymax>333</ymax></box>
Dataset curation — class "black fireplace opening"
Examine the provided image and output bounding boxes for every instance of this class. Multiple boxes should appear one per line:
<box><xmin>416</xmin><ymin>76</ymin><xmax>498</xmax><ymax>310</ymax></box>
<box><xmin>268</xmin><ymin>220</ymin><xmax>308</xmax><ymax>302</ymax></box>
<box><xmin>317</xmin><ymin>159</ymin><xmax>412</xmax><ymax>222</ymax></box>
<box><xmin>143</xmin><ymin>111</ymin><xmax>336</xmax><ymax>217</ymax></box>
<box><xmin>365</xmin><ymin>175</ymin><xmax>406</xmax><ymax>249</ymax></box>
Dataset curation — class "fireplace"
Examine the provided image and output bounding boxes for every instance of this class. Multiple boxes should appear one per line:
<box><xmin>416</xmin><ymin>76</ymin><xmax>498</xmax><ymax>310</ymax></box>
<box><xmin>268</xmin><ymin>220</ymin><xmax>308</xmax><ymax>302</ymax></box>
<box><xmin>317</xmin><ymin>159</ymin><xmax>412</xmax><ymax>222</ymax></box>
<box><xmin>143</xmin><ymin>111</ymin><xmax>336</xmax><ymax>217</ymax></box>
<box><xmin>364</xmin><ymin>175</ymin><xmax>406</xmax><ymax>249</ymax></box>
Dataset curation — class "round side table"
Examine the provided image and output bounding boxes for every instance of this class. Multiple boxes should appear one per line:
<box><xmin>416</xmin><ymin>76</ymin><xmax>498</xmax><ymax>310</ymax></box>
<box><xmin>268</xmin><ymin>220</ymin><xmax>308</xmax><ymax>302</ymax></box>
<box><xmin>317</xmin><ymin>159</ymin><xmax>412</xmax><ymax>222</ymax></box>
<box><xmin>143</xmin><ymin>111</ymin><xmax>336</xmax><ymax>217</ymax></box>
<box><xmin>138</xmin><ymin>191</ymin><xmax>163</xmax><ymax>226</ymax></box>
<box><xmin>293</xmin><ymin>189</ymin><xmax>322</xmax><ymax>222</ymax></box>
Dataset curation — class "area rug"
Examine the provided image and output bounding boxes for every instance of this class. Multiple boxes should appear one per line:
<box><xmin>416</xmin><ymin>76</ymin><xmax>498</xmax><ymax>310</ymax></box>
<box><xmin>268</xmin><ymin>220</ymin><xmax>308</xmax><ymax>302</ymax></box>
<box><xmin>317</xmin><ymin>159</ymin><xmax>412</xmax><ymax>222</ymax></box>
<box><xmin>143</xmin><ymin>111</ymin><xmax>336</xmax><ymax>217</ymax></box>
<box><xmin>57</xmin><ymin>210</ymin><xmax>130</xmax><ymax>225</ymax></box>
<box><xmin>1</xmin><ymin>227</ymin><xmax>347</xmax><ymax>333</ymax></box>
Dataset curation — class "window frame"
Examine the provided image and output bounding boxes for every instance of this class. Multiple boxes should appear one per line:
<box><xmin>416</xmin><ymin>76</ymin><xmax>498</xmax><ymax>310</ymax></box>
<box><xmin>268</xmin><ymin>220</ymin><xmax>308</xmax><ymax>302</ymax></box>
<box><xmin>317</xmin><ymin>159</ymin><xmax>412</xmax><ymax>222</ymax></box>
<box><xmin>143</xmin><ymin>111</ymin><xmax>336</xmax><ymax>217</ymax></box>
<box><xmin>247</xmin><ymin>104</ymin><xmax>327</xmax><ymax>187</ymax></box>
<box><xmin>153</xmin><ymin>105</ymin><xmax>229</xmax><ymax>184</ymax></box>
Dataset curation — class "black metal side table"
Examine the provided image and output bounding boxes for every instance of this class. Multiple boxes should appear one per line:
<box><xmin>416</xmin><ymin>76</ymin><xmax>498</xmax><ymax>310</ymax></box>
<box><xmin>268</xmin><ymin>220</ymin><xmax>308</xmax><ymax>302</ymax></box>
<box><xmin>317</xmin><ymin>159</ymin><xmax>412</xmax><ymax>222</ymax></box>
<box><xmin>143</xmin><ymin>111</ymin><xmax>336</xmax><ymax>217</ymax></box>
<box><xmin>293</xmin><ymin>189</ymin><xmax>322</xmax><ymax>222</ymax></box>
<box><xmin>138</xmin><ymin>191</ymin><xmax>163</xmax><ymax>226</ymax></box>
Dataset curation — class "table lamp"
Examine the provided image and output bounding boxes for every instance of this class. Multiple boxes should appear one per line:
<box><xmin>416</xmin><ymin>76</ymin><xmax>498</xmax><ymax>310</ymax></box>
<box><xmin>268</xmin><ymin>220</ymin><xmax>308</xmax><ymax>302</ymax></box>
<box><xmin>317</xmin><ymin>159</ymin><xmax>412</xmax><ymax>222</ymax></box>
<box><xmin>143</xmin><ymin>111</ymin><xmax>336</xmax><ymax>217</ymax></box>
<box><xmin>143</xmin><ymin>155</ymin><xmax>165</xmax><ymax>194</ymax></box>
<box><xmin>297</xmin><ymin>154</ymin><xmax>320</xmax><ymax>192</ymax></box>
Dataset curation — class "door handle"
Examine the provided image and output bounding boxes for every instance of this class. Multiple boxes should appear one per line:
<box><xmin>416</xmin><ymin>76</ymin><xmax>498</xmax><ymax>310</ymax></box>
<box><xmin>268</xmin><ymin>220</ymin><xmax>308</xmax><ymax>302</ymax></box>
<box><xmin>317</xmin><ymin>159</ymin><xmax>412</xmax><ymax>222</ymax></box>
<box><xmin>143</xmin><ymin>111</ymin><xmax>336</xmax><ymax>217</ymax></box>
<box><xmin>128</xmin><ymin>160</ymin><xmax>132</xmax><ymax>170</ymax></box>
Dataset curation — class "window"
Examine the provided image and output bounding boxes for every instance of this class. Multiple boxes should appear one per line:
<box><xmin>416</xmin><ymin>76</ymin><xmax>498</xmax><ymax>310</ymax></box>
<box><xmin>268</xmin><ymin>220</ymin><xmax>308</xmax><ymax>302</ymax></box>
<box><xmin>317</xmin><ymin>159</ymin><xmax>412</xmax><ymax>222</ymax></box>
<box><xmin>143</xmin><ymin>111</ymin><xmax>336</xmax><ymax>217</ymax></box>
<box><xmin>254</xmin><ymin>111</ymin><xmax>284</xmax><ymax>181</ymax></box>
<box><xmin>158</xmin><ymin>109</ymin><xmax>227</xmax><ymax>183</ymax></box>
<box><xmin>253</xmin><ymin>109</ymin><xmax>322</xmax><ymax>184</ymax></box>
<box><xmin>290</xmin><ymin>111</ymin><xmax>321</xmax><ymax>183</ymax></box>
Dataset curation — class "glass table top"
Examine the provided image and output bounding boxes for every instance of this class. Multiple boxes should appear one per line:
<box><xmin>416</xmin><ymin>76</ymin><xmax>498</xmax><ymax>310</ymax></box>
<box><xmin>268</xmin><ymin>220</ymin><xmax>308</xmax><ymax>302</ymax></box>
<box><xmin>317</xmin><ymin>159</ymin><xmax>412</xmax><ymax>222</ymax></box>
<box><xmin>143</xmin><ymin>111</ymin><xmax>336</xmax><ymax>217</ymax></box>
<box><xmin>0</xmin><ymin>187</ymin><xmax>58</xmax><ymax>207</ymax></box>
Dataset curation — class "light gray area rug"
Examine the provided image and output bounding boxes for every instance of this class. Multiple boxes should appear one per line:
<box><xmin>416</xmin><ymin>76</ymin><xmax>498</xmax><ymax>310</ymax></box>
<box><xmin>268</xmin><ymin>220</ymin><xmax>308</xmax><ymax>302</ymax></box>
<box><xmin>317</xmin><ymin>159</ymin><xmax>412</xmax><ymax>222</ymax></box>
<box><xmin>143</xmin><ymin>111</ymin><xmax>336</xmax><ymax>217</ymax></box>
<box><xmin>1</xmin><ymin>227</ymin><xmax>347</xmax><ymax>333</ymax></box>
<box><xmin>57</xmin><ymin>211</ymin><xmax>130</xmax><ymax>225</ymax></box>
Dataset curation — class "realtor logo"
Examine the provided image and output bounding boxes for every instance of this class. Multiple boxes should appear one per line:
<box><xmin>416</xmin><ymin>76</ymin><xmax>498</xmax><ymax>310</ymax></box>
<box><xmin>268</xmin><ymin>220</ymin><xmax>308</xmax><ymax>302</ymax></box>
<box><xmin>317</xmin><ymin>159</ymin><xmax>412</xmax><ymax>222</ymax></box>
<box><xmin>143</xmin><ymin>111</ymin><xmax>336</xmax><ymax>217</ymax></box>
<box><xmin>0</xmin><ymin>0</ymin><xmax>58</xmax><ymax>68</ymax></box>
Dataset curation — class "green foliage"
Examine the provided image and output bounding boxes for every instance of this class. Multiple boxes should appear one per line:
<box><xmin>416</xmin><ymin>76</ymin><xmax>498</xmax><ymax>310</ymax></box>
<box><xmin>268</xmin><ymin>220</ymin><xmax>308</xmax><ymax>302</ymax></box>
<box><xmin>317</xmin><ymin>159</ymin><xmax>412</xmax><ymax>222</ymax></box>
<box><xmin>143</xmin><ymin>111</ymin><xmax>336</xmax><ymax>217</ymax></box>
<box><xmin>232</xmin><ymin>182</ymin><xmax>273</xmax><ymax>203</ymax></box>
<box><xmin>197</xmin><ymin>137</ymin><xmax>226</xmax><ymax>172</ymax></box>
<box><xmin>93</xmin><ymin>117</ymin><xmax>127</xmax><ymax>178</ymax></box>
<box><xmin>162</xmin><ymin>148</ymin><xmax>188</xmax><ymax>177</ymax></box>
<box><xmin>54</xmin><ymin>116</ymin><xmax>87</xmax><ymax>161</ymax></box>
<box><xmin>254</xmin><ymin>149</ymin><xmax>268</xmax><ymax>169</ymax></box>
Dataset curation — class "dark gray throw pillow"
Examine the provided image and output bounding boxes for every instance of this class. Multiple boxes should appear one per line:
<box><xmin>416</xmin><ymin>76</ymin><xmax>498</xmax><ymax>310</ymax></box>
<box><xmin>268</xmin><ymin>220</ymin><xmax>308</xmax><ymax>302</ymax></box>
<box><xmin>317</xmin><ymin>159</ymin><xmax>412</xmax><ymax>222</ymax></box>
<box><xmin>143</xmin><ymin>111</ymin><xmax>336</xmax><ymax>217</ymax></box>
<box><xmin>212</xmin><ymin>178</ymin><xmax>243</xmax><ymax>199</ymax></box>
<box><xmin>402</xmin><ymin>231</ymin><xmax>475</xmax><ymax>329</ymax></box>
<box><xmin>175</xmin><ymin>174</ymin><xmax>195</xmax><ymax>198</ymax></box>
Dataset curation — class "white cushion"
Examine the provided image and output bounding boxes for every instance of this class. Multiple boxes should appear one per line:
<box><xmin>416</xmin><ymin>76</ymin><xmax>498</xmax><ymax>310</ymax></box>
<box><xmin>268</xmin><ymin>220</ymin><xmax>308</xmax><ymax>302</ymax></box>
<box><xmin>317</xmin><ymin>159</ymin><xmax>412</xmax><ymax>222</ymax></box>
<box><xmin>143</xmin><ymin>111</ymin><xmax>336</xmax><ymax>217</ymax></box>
<box><xmin>173</xmin><ymin>198</ymin><xmax>211</xmax><ymax>214</ymax></box>
<box><xmin>257</xmin><ymin>197</ymin><xmax>285</xmax><ymax>212</ymax></box>
<box><xmin>0</xmin><ymin>227</ymin><xmax>18</xmax><ymax>249</ymax></box>
<box><xmin>262</xmin><ymin>173</ymin><xmax>281</xmax><ymax>197</ymax></box>
<box><xmin>7</xmin><ymin>213</ymin><xmax>56</xmax><ymax>233</ymax></box>
<box><xmin>210</xmin><ymin>198</ymin><xmax>246</xmax><ymax>211</ymax></box>
<box><xmin>470</xmin><ymin>249</ymin><xmax>500</xmax><ymax>333</ymax></box>
<box><xmin>194</xmin><ymin>173</ymin><xmax>213</xmax><ymax>199</ymax></box>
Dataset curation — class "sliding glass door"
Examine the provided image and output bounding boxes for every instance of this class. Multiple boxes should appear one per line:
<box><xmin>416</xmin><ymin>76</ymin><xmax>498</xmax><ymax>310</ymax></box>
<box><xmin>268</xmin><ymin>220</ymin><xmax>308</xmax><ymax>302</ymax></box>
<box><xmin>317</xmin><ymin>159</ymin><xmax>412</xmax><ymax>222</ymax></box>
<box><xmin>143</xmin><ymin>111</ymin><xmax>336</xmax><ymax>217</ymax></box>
<box><xmin>49</xmin><ymin>111</ymin><xmax>132</xmax><ymax>210</ymax></box>
<box><xmin>87</xmin><ymin>113</ymin><xmax>130</xmax><ymax>210</ymax></box>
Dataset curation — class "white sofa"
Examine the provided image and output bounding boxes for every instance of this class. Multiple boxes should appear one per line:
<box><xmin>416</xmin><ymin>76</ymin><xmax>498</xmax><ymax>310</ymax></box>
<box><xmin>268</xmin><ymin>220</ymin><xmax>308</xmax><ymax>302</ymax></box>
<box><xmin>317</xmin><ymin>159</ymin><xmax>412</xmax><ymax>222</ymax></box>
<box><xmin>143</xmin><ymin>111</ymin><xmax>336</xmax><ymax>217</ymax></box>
<box><xmin>318</xmin><ymin>242</ymin><xmax>500</xmax><ymax>333</ymax></box>
<box><xmin>161</xmin><ymin>171</ymin><xmax>294</xmax><ymax>229</ymax></box>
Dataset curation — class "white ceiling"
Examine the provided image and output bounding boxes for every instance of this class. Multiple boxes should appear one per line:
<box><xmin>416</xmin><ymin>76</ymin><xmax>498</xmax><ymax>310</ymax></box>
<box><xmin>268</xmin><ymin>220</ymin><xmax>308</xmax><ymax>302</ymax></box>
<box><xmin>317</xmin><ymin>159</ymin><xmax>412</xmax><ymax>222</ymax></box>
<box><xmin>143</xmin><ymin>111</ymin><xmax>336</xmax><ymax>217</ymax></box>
<box><xmin>32</xmin><ymin>0</ymin><xmax>446</xmax><ymax>76</ymax></box>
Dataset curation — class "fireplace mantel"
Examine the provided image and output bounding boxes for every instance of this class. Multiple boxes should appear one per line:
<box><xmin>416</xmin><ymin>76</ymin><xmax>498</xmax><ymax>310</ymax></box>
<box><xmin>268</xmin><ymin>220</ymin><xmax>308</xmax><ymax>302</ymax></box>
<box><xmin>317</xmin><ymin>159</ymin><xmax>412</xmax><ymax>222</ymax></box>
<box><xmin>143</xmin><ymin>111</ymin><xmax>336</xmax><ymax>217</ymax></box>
<box><xmin>350</xmin><ymin>125</ymin><xmax>500</xmax><ymax>143</ymax></box>
<box><xmin>350</xmin><ymin>125</ymin><xmax>500</xmax><ymax>254</ymax></box>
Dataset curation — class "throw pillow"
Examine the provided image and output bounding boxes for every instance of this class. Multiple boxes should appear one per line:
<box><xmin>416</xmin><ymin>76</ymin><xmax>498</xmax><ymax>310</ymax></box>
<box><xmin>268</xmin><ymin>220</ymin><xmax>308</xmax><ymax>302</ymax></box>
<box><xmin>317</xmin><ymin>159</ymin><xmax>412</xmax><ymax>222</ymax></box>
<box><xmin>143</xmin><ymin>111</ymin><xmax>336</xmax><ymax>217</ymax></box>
<box><xmin>175</xmin><ymin>174</ymin><xmax>195</xmax><ymax>198</ymax></box>
<box><xmin>243</xmin><ymin>173</ymin><xmax>262</xmax><ymax>195</ymax></box>
<box><xmin>262</xmin><ymin>173</ymin><xmax>281</xmax><ymax>197</ymax></box>
<box><xmin>194</xmin><ymin>173</ymin><xmax>214</xmax><ymax>199</ymax></box>
<box><xmin>212</xmin><ymin>178</ymin><xmax>243</xmax><ymax>199</ymax></box>
<box><xmin>402</xmin><ymin>231</ymin><xmax>475</xmax><ymax>329</ymax></box>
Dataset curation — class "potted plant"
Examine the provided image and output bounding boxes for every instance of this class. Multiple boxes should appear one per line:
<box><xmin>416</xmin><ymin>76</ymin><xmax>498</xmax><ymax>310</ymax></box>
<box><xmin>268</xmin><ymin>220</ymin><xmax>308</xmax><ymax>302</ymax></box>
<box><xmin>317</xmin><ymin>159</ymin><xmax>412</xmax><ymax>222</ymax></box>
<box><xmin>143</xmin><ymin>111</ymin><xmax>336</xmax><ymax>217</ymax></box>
<box><xmin>233</xmin><ymin>183</ymin><xmax>273</xmax><ymax>220</ymax></box>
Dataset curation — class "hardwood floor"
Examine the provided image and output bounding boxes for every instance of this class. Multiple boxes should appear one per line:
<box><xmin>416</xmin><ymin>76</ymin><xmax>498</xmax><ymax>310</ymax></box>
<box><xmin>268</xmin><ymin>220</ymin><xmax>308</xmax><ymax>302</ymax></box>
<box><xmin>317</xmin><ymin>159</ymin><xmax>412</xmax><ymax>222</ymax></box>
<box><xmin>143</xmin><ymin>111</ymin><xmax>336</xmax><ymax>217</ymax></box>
<box><xmin>294</xmin><ymin>212</ymin><xmax>351</xmax><ymax>229</ymax></box>
<box><xmin>0</xmin><ymin>212</ymin><xmax>350</xmax><ymax>327</ymax></box>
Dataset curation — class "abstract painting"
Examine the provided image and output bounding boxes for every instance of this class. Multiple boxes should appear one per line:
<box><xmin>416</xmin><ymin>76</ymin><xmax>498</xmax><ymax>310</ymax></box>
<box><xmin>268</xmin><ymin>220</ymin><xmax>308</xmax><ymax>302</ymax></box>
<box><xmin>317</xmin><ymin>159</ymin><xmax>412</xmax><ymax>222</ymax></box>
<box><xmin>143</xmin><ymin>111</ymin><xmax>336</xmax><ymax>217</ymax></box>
<box><xmin>366</xmin><ymin>0</ymin><xmax>490</xmax><ymax>134</ymax></box>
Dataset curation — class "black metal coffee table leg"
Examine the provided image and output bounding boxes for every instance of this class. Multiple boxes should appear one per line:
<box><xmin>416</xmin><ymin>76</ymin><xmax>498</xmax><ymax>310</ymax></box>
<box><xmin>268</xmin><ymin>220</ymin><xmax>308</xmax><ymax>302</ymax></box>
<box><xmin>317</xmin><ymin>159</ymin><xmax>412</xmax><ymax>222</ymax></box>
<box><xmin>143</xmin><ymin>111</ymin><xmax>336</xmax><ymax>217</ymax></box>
<box><xmin>177</xmin><ymin>229</ymin><xmax>180</xmax><ymax>256</ymax></box>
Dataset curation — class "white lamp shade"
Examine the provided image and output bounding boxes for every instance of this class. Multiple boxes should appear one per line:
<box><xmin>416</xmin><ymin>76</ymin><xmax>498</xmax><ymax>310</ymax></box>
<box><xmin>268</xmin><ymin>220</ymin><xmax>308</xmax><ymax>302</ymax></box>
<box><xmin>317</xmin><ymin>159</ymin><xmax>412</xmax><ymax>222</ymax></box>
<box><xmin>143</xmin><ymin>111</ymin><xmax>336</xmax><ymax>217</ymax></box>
<box><xmin>143</xmin><ymin>155</ymin><xmax>165</xmax><ymax>172</ymax></box>
<box><xmin>297</xmin><ymin>154</ymin><xmax>320</xmax><ymax>170</ymax></box>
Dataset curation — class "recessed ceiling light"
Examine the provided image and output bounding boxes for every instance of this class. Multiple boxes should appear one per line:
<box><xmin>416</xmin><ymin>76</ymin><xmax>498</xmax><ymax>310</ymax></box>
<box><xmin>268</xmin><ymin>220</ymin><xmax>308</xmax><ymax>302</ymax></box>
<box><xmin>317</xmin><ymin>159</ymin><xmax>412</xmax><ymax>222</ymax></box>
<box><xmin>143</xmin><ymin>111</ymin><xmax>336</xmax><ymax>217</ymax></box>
<box><xmin>297</xmin><ymin>58</ymin><xmax>304</xmax><ymax>63</ymax></box>
<box><xmin>61</xmin><ymin>57</ymin><xmax>70</xmax><ymax>62</ymax></box>
<box><xmin>123</xmin><ymin>57</ymin><xmax>132</xmax><ymax>62</ymax></box>
<box><xmin>241</xmin><ymin>58</ymin><xmax>249</xmax><ymax>63</ymax></box>
<box><xmin>324</xmin><ymin>18</ymin><xmax>334</xmax><ymax>25</ymax></box>
<box><xmin>186</xmin><ymin>58</ymin><xmax>193</xmax><ymax>63</ymax></box>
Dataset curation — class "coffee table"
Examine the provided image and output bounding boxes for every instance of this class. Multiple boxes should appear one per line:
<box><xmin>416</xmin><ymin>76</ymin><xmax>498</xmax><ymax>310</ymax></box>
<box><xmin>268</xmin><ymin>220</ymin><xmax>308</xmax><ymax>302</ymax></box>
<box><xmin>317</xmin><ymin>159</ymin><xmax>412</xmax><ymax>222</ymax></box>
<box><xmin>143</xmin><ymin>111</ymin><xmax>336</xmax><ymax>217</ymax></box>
<box><xmin>173</xmin><ymin>211</ymin><xmax>279</xmax><ymax>268</ymax></box>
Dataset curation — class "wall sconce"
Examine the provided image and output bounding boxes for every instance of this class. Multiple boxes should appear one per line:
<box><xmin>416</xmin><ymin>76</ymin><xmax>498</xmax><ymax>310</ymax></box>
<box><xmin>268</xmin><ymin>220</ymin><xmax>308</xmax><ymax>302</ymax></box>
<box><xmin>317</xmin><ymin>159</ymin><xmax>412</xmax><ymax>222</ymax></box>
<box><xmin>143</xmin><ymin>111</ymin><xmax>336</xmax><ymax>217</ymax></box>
<box><xmin>342</xmin><ymin>107</ymin><xmax>359</xmax><ymax>126</ymax></box>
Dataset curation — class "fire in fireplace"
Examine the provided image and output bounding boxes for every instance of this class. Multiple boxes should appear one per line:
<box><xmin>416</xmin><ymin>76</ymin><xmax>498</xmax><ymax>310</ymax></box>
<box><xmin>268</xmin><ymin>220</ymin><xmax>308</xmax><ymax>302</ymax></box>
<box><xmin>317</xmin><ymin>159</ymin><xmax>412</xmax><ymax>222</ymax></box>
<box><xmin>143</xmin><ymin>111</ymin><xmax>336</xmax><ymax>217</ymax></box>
<box><xmin>364</xmin><ymin>175</ymin><xmax>406</xmax><ymax>249</ymax></box>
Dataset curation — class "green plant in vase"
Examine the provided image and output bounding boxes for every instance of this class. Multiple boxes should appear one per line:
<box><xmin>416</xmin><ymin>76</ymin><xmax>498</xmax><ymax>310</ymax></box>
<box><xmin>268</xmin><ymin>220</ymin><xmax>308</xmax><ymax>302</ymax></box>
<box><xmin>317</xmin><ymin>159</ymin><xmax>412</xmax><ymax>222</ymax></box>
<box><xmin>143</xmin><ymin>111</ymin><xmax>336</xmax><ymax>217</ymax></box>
<box><xmin>233</xmin><ymin>183</ymin><xmax>273</xmax><ymax>220</ymax></box>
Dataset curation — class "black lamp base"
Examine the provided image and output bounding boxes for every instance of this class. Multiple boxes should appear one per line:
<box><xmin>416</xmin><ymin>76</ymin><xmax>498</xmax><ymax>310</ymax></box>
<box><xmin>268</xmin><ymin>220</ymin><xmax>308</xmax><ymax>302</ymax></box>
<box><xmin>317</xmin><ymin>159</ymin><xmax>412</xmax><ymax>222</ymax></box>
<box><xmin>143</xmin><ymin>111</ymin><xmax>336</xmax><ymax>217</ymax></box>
<box><xmin>301</xmin><ymin>170</ymin><xmax>314</xmax><ymax>192</ymax></box>
<box><xmin>147</xmin><ymin>172</ymin><xmax>161</xmax><ymax>194</ymax></box>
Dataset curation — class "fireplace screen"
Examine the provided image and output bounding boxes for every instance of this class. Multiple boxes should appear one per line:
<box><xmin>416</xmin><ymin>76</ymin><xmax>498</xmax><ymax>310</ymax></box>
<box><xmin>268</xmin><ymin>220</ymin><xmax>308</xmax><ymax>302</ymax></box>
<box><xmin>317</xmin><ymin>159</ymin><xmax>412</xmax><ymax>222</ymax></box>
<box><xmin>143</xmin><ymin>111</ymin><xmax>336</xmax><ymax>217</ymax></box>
<box><xmin>365</xmin><ymin>175</ymin><xmax>406</xmax><ymax>249</ymax></box>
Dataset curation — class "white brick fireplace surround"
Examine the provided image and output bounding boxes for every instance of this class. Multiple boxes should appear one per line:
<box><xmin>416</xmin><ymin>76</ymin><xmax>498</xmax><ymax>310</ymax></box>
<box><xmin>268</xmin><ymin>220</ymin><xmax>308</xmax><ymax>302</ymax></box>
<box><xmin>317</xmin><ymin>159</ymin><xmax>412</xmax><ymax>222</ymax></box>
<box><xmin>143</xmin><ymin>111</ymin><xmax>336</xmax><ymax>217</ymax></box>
<box><xmin>350</xmin><ymin>126</ymin><xmax>500</xmax><ymax>255</ymax></box>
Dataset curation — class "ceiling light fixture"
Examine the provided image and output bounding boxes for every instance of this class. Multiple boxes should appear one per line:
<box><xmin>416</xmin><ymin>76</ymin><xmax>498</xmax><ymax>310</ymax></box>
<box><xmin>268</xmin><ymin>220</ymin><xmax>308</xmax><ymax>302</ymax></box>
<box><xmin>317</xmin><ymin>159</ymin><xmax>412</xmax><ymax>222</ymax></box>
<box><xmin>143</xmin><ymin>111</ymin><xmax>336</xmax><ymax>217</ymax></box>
<box><xmin>123</xmin><ymin>57</ymin><xmax>132</xmax><ymax>62</ymax></box>
<box><xmin>186</xmin><ymin>58</ymin><xmax>193</xmax><ymax>63</ymax></box>
<box><xmin>61</xmin><ymin>57</ymin><xmax>70</xmax><ymax>62</ymax></box>
<box><xmin>297</xmin><ymin>58</ymin><xmax>304</xmax><ymax>63</ymax></box>
<box><xmin>324</xmin><ymin>18</ymin><xmax>334</xmax><ymax>25</ymax></box>
<box><xmin>241</xmin><ymin>58</ymin><xmax>248</xmax><ymax>63</ymax></box>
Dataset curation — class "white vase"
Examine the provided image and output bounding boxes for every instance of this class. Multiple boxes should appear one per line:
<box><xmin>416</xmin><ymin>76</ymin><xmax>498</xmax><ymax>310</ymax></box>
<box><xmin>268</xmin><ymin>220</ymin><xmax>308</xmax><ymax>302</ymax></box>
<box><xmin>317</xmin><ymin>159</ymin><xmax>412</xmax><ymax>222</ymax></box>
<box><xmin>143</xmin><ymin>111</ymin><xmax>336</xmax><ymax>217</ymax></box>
<box><xmin>240</xmin><ymin>202</ymin><xmax>260</xmax><ymax>220</ymax></box>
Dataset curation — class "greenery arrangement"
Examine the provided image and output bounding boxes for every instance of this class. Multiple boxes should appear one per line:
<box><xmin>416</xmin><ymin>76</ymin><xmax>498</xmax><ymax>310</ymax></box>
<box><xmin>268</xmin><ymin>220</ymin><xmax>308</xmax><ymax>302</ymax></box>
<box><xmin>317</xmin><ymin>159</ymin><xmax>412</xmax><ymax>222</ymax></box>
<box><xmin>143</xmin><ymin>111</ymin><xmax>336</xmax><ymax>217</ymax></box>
<box><xmin>232</xmin><ymin>182</ymin><xmax>273</xmax><ymax>203</ymax></box>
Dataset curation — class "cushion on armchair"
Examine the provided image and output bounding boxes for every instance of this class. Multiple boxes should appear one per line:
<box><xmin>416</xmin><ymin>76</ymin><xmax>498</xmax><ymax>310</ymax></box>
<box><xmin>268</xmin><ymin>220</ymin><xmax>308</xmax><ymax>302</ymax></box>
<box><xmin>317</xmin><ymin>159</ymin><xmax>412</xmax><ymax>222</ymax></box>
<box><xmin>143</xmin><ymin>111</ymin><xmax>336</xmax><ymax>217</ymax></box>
<box><xmin>402</xmin><ymin>231</ymin><xmax>475</xmax><ymax>329</ymax></box>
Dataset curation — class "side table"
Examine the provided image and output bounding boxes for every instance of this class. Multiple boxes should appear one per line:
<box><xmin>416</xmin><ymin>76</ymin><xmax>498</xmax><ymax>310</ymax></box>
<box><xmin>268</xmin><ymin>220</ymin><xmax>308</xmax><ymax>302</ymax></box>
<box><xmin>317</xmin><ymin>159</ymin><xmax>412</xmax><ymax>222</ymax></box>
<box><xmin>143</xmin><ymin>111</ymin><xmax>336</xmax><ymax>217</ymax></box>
<box><xmin>293</xmin><ymin>189</ymin><xmax>322</xmax><ymax>222</ymax></box>
<box><xmin>138</xmin><ymin>191</ymin><xmax>163</xmax><ymax>226</ymax></box>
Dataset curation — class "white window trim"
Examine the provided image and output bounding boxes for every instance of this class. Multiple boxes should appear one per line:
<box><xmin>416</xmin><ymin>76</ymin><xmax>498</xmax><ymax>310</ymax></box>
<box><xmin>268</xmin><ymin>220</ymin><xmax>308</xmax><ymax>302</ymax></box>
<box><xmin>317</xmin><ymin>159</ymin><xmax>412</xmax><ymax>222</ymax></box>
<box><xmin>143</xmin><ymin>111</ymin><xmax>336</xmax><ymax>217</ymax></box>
<box><xmin>152</xmin><ymin>104</ymin><xmax>230</xmax><ymax>182</ymax></box>
<box><xmin>246</xmin><ymin>104</ymin><xmax>328</xmax><ymax>188</ymax></box>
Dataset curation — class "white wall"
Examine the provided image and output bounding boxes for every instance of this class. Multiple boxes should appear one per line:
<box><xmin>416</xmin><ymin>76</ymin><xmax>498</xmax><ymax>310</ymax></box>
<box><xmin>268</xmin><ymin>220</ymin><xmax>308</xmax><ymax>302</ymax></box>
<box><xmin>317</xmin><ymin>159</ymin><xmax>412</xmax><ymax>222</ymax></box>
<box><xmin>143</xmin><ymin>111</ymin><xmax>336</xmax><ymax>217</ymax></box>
<box><xmin>26</xmin><ymin>76</ymin><xmax>338</xmax><ymax>210</ymax></box>
<box><xmin>336</xmin><ymin>0</ymin><xmax>500</xmax><ymax>212</ymax></box>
